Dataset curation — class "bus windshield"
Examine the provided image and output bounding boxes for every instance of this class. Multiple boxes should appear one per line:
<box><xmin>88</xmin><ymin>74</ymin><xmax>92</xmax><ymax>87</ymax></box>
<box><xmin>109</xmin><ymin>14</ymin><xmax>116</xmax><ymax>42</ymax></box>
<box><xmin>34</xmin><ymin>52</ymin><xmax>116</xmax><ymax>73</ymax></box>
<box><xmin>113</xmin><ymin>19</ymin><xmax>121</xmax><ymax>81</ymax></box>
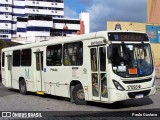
<box><xmin>111</xmin><ymin>43</ymin><xmax>153</xmax><ymax>78</ymax></box>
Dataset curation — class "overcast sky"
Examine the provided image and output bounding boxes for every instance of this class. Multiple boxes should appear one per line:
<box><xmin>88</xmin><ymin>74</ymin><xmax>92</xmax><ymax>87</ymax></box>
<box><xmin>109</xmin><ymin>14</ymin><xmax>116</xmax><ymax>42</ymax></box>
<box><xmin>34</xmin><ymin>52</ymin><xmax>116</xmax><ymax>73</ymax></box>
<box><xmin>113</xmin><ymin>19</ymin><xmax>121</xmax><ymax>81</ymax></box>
<box><xmin>64</xmin><ymin>0</ymin><xmax>147</xmax><ymax>32</ymax></box>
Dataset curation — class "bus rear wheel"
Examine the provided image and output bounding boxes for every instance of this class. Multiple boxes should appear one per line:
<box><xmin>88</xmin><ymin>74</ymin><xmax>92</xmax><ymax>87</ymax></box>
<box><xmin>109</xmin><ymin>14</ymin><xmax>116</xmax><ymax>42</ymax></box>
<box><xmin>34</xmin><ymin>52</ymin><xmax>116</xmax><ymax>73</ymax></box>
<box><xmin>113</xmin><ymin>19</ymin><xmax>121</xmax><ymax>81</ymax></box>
<box><xmin>72</xmin><ymin>84</ymin><xmax>86</xmax><ymax>105</ymax></box>
<box><xmin>19</xmin><ymin>79</ymin><xmax>27</xmax><ymax>95</ymax></box>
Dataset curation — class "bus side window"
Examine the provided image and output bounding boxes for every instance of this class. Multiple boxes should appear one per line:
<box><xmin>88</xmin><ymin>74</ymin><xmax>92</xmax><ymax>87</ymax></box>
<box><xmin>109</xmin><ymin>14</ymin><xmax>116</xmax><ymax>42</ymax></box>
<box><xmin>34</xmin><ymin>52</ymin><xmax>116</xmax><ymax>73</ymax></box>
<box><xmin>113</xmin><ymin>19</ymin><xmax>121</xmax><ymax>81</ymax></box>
<box><xmin>46</xmin><ymin>44</ymin><xmax>62</xmax><ymax>66</ymax></box>
<box><xmin>2</xmin><ymin>52</ymin><xmax>5</xmax><ymax>67</ymax></box>
<box><xmin>13</xmin><ymin>50</ymin><xmax>20</xmax><ymax>67</ymax></box>
<box><xmin>63</xmin><ymin>42</ymin><xmax>83</xmax><ymax>66</ymax></box>
<box><xmin>21</xmin><ymin>49</ymin><xmax>32</xmax><ymax>66</ymax></box>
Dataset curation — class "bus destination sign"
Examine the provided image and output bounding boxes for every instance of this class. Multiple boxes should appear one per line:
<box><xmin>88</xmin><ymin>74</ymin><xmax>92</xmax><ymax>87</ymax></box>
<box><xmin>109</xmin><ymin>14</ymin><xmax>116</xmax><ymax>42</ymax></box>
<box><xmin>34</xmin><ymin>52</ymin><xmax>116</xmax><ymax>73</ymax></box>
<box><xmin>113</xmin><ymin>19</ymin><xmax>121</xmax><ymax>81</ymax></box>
<box><xmin>108</xmin><ymin>32</ymin><xmax>149</xmax><ymax>41</ymax></box>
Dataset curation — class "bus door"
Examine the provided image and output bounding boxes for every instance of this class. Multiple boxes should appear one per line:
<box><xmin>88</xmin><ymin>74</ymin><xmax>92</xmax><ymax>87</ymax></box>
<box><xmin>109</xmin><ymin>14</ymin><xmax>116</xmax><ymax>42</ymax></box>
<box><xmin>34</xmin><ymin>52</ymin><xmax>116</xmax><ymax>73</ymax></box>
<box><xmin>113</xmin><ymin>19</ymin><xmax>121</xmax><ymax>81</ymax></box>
<box><xmin>6</xmin><ymin>54</ymin><xmax>12</xmax><ymax>87</ymax></box>
<box><xmin>35</xmin><ymin>52</ymin><xmax>44</xmax><ymax>91</ymax></box>
<box><xmin>90</xmin><ymin>46</ymin><xmax>108</xmax><ymax>101</ymax></box>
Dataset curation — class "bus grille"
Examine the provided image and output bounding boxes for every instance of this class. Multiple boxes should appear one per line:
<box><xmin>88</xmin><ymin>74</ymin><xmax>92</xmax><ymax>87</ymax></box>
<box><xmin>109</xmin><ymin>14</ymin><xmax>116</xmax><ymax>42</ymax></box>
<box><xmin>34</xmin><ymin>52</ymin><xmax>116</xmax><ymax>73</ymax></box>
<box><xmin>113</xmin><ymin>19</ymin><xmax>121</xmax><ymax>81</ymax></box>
<box><xmin>128</xmin><ymin>90</ymin><xmax>151</xmax><ymax>98</ymax></box>
<box><xmin>122</xmin><ymin>78</ymin><xmax>152</xmax><ymax>84</ymax></box>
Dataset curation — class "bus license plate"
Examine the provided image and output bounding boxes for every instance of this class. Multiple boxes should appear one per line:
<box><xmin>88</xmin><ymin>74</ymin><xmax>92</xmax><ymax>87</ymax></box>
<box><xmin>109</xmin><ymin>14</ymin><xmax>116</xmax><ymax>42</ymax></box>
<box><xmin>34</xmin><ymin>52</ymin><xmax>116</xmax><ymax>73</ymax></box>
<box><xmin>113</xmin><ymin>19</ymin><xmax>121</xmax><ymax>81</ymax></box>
<box><xmin>127</xmin><ymin>85</ymin><xmax>141</xmax><ymax>90</ymax></box>
<box><xmin>135</xmin><ymin>94</ymin><xmax>144</xmax><ymax>99</ymax></box>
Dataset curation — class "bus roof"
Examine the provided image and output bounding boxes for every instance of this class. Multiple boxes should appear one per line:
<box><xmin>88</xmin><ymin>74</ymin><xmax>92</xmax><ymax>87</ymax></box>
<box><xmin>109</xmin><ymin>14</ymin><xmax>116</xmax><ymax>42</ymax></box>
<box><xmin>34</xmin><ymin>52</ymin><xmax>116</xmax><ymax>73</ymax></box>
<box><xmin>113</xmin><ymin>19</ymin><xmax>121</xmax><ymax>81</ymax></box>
<box><xmin>2</xmin><ymin>31</ymin><xmax>146</xmax><ymax>52</ymax></box>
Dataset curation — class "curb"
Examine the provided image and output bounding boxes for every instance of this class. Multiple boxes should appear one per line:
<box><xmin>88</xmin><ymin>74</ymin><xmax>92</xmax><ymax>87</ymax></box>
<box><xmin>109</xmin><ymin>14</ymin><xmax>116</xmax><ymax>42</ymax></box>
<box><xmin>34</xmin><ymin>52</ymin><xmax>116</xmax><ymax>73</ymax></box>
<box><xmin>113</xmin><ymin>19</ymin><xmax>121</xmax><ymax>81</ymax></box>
<box><xmin>156</xmin><ymin>85</ymin><xmax>160</xmax><ymax>89</ymax></box>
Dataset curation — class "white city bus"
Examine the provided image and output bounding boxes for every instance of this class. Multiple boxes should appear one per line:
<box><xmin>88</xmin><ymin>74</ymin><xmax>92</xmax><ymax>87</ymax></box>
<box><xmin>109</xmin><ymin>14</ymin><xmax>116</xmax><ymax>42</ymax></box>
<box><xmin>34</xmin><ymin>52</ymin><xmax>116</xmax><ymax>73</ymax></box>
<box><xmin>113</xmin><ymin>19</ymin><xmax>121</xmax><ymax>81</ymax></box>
<box><xmin>1</xmin><ymin>31</ymin><xmax>156</xmax><ymax>105</ymax></box>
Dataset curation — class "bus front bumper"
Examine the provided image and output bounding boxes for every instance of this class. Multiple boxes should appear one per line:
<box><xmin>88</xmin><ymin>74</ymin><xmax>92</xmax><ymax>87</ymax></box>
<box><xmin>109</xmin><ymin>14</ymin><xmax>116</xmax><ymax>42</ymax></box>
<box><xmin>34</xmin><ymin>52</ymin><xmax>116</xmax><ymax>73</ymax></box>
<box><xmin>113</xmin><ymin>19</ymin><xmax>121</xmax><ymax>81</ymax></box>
<box><xmin>108</xmin><ymin>86</ymin><xmax>156</xmax><ymax>103</ymax></box>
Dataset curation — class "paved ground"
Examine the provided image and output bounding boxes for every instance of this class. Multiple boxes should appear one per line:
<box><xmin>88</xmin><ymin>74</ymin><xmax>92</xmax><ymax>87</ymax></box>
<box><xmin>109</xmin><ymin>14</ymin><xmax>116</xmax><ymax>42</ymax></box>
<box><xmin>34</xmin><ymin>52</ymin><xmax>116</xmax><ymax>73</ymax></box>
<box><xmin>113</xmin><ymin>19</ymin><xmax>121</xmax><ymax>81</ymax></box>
<box><xmin>0</xmin><ymin>80</ymin><xmax>160</xmax><ymax>111</ymax></box>
<box><xmin>156</xmin><ymin>79</ymin><xmax>160</xmax><ymax>89</ymax></box>
<box><xmin>0</xmin><ymin>80</ymin><xmax>160</xmax><ymax>119</ymax></box>
<box><xmin>0</xmin><ymin>84</ymin><xmax>17</xmax><ymax>97</ymax></box>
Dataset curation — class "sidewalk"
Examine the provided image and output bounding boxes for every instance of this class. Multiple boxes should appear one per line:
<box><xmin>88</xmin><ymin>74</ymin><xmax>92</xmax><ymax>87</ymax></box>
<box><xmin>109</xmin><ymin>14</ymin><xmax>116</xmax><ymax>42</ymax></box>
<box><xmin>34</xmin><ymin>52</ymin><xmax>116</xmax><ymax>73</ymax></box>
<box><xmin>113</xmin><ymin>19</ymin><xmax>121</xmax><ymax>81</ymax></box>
<box><xmin>0</xmin><ymin>82</ymin><xmax>3</xmax><ymax>88</ymax></box>
<box><xmin>156</xmin><ymin>79</ymin><xmax>160</xmax><ymax>89</ymax></box>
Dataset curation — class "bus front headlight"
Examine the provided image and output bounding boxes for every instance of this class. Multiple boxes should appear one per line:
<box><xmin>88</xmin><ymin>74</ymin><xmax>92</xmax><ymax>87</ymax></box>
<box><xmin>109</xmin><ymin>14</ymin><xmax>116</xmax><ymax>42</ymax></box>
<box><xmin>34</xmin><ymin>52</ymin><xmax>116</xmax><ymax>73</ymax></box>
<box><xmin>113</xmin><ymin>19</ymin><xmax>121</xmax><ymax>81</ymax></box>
<box><xmin>113</xmin><ymin>80</ymin><xmax>125</xmax><ymax>91</ymax></box>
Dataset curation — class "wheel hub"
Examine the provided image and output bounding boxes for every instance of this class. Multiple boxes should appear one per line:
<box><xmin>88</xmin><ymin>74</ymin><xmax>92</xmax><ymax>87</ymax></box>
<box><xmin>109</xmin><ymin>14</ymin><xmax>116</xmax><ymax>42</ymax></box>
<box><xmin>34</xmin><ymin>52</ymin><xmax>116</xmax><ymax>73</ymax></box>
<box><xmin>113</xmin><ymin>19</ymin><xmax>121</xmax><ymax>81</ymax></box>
<box><xmin>77</xmin><ymin>89</ymin><xmax>85</xmax><ymax>100</ymax></box>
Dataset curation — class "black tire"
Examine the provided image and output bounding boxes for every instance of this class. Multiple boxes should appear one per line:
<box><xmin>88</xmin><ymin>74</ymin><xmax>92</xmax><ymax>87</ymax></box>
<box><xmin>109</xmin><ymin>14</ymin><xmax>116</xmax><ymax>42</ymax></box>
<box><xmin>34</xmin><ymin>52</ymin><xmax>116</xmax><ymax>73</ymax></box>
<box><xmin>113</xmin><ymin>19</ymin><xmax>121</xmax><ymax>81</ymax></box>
<box><xmin>72</xmin><ymin>84</ymin><xmax>86</xmax><ymax>105</ymax></box>
<box><xmin>19</xmin><ymin>79</ymin><xmax>27</xmax><ymax>95</ymax></box>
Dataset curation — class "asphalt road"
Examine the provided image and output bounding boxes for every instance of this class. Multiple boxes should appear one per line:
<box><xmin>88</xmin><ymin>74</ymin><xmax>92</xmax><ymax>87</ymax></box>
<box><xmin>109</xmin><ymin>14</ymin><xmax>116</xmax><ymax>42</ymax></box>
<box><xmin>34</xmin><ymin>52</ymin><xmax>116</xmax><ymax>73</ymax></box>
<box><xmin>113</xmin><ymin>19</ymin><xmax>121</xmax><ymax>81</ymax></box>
<box><xmin>0</xmin><ymin>82</ymin><xmax>160</xmax><ymax>111</ymax></box>
<box><xmin>0</xmin><ymin>83</ymin><xmax>18</xmax><ymax>97</ymax></box>
<box><xmin>0</xmin><ymin>82</ymin><xmax>160</xmax><ymax>119</ymax></box>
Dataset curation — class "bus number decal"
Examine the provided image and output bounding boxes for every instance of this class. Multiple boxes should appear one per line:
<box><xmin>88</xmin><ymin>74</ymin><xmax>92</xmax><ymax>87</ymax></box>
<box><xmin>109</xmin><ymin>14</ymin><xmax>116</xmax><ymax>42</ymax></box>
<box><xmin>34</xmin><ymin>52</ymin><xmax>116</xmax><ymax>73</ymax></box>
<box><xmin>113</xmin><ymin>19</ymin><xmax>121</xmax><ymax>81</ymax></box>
<box><xmin>127</xmin><ymin>85</ymin><xmax>141</xmax><ymax>90</ymax></box>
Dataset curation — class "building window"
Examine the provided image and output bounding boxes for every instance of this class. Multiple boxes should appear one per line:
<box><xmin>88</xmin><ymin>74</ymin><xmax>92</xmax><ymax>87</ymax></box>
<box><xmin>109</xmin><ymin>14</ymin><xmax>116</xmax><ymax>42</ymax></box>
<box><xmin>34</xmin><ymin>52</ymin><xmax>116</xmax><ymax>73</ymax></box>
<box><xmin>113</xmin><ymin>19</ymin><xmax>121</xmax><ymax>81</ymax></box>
<box><xmin>2</xmin><ymin>52</ymin><xmax>5</xmax><ymax>67</ymax></box>
<box><xmin>21</xmin><ymin>49</ymin><xmax>32</xmax><ymax>66</ymax></box>
<box><xmin>13</xmin><ymin>50</ymin><xmax>20</xmax><ymax>67</ymax></box>
<box><xmin>46</xmin><ymin>44</ymin><xmax>62</xmax><ymax>66</ymax></box>
<box><xmin>0</xmin><ymin>35</ymin><xmax>8</xmax><ymax>38</ymax></box>
<box><xmin>63</xmin><ymin>42</ymin><xmax>83</xmax><ymax>66</ymax></box>
<box><xmin>50</xmin><ymin>32</ymin><xmax>66</xmax><ymax>36</ymax></box>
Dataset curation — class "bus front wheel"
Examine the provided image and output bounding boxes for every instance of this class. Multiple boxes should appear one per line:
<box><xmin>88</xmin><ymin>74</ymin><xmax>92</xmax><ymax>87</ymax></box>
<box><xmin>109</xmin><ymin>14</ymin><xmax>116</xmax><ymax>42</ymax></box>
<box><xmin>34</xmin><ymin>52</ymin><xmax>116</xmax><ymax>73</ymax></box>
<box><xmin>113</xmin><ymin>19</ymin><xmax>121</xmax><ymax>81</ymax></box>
<box><xmin>19</xmin><ymin>79</ymin><xmax>27</xmax><ymax>95</ymax></box>
<box><xmin>72</xmin><ymin>84</ymin><xmax>86</xmax><ymax>105</ymax></box>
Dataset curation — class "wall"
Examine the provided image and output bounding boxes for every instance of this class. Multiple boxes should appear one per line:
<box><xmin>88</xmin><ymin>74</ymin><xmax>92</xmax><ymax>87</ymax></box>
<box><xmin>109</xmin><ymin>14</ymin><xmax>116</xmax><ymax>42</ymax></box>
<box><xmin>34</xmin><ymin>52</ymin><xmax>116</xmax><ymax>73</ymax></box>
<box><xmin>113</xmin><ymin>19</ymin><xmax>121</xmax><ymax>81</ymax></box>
<box><xmin>107</xmin><ymin>21</ymin><xmax>146</xmax><ymax>32</ymax></box>
<box><xmin>146</xmin><ymin>25</ymin><xmax>160</xmax><ymax>43</ymax></box>
<box><xmin>146</xmin><ymin>25</ymin><xmax>160</xmax><ymax>78</ymax></box>
<box><xmin>80</xmin><ymin>12</ymin><xmax>90</xmax><ymax>34</ymax></box>
<box><xmin>151</xmin><ymin>44</ymin><xmax>160</xmax><ymax>78</ymax></box>
<box><xmin>148</xmin><ymin>0</ymin><xmax>160</xmax><ymax>24</ymax></box>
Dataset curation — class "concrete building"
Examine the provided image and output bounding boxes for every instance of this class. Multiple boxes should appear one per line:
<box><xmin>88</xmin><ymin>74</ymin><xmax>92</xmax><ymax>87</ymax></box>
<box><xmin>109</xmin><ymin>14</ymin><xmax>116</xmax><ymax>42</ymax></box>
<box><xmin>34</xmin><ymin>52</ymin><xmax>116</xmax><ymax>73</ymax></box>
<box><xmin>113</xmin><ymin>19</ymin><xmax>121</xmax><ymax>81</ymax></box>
<box><xmin>79</xmin><ymin>12</ymin><xmax>90</xmax><ymax>34</ymax></box>
<box><xmin>148</xmin><ymin>0</ymin><xmax>160</xmax><ymax>24</ymax></box>
<box><xmin>0</xmin><ymin>0</ymin><xmax>90</xmax><ymax>41</ymax></box>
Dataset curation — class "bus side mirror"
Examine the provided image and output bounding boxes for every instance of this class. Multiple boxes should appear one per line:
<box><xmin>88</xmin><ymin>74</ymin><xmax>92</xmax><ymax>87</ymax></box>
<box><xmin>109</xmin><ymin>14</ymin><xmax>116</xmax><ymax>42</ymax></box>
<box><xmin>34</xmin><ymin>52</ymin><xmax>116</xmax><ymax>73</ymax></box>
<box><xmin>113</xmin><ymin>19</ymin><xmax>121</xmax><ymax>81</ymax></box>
<box><xmin>107</xmin><ymin>45</ymin><xmax>113</xmax><ymax>59</ymax></box>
